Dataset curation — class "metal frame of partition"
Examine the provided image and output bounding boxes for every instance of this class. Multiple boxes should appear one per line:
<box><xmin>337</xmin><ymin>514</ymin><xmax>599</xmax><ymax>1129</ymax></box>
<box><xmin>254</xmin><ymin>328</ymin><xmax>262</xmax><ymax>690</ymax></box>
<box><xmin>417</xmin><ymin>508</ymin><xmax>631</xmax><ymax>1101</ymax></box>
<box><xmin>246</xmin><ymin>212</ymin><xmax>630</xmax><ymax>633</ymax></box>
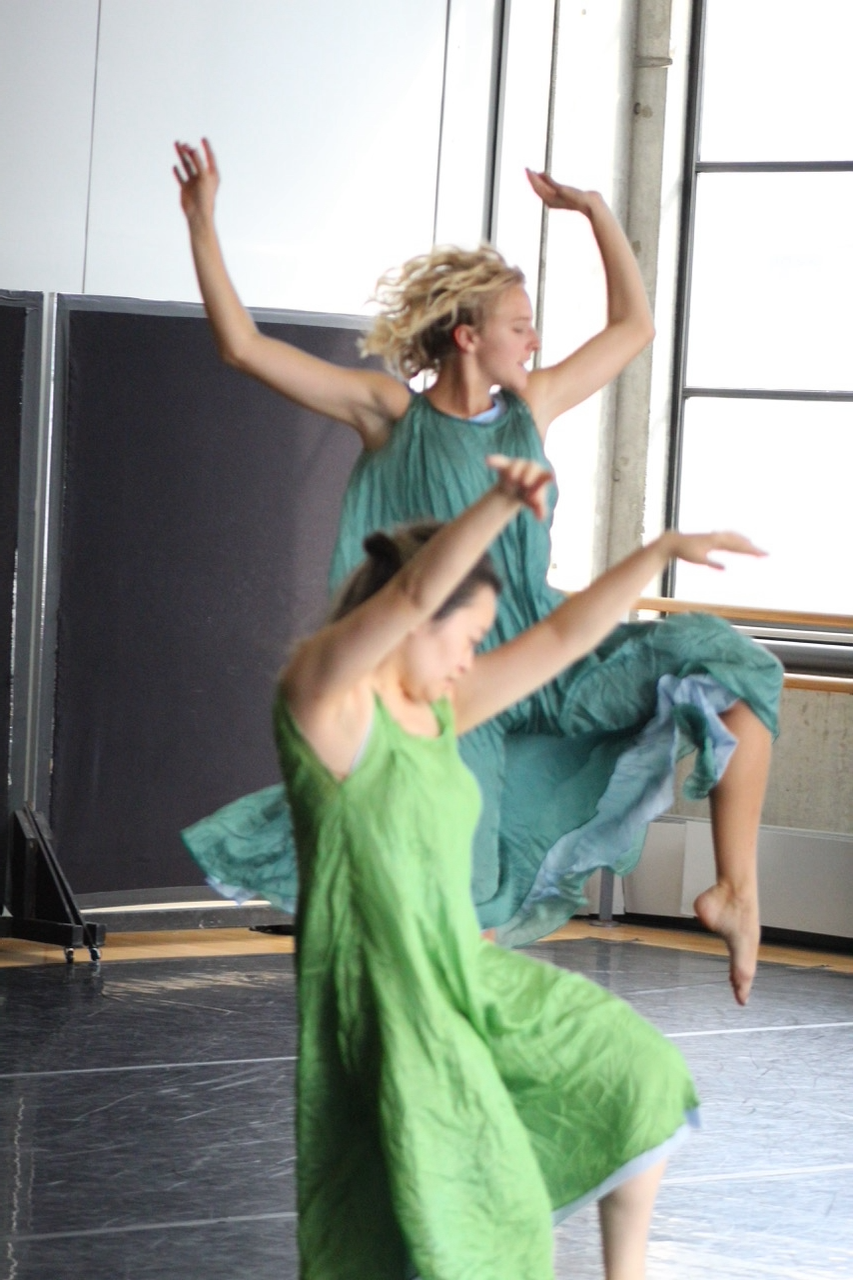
<box><xmin>4</xmin><ymin>291</ymin><xmax>48</xmax><ymax>818</ymax></box>
<box><xmin>0</xmin><ymin>296</ymin><xmax>107</xmax><ymax>960</ymax></box>
<box><xmin>4</xmin><ymin>295</ymin><xmax>381</xmax><ymax>938</ymax></box>
<box><xmin>38</xmin><ymin>293</ymin><xmax>372</xmax><ymax>832</ymax></box>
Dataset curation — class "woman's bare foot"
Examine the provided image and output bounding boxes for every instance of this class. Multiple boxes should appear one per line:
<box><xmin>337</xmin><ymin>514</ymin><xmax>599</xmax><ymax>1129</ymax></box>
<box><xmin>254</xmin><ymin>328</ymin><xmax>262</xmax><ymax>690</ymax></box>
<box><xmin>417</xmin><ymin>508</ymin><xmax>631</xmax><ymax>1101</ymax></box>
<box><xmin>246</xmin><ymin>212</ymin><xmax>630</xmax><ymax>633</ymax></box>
<box><xmin>694</xmin><ymin>882</ymin><xmax>760</xmax><ymax>1006</ymax></box>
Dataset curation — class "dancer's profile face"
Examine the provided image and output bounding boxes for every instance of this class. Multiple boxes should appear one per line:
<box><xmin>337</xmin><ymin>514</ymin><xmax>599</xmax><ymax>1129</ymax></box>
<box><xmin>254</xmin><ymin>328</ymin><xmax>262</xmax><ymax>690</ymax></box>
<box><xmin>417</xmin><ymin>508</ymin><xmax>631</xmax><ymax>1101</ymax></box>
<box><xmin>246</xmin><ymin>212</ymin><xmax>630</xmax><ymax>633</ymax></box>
<box><xmin>400</xmin><ymin>584</ymin><xmax>497</xmax><ymax>702</ymax></box>
<box><xmin>471</xmin><ymin>284</ymin><xmax>539</xmax><ymax>393</ymax></box>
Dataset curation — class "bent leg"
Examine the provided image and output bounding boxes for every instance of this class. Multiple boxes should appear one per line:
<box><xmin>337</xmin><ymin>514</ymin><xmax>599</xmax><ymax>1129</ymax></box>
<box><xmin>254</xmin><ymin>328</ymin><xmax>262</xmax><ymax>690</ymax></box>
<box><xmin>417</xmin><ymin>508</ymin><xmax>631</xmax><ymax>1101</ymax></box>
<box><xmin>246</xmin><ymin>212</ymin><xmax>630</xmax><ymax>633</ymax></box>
<box><xmin>484</xmin><ymin>614</ymin><xmax>782</xmax><ymax>947</ymax></box>
<box><xmin>694</xmin><ymin>699</ymin><xmax>772</xmax><ymax>1006</ymax></box>
<box><xmin>598</xmin><ymin>1158</ymin><xmax>667</xmax><ymax>1280</ymax></box>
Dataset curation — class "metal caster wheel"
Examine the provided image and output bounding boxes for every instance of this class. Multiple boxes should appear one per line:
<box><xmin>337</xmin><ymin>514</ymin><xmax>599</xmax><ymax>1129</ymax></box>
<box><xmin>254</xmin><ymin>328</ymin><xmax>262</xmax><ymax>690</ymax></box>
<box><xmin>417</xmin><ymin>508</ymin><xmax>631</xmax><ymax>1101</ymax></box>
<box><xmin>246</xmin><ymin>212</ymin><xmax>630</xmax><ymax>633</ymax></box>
<box><xmin>64</xmin><ymin>947</ymin><xmax>75</xmax><ymax>964</ymax></box>
<box><xmin>89</xmin><ymin>946</ymin><xmax>101</xmax><ymax>962</ymax></box>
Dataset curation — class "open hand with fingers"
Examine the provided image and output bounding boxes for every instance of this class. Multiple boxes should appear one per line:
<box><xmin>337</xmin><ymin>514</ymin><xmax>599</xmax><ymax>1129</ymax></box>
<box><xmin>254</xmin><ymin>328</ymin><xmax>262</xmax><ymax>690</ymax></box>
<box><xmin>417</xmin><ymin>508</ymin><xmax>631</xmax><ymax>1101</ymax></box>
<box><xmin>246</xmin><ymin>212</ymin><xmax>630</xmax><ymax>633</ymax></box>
<box><xmin>663</xmin><ymin>530</ymin><xmax>768</xmax><ymax>571</ymax></box>
<box><xmin>173</xmin><ymin>138</ymin><xmax>220</xmax><ymax>225</ymax></box>
<box><xmin>525</xmin><ymin>170</ymin><xmax>599</xmax><ymax>218</ymax></box>
<box><xmin>487</xmin><ymin>454</ymin><xmax>553</xmax><ymax>521</ymax></box>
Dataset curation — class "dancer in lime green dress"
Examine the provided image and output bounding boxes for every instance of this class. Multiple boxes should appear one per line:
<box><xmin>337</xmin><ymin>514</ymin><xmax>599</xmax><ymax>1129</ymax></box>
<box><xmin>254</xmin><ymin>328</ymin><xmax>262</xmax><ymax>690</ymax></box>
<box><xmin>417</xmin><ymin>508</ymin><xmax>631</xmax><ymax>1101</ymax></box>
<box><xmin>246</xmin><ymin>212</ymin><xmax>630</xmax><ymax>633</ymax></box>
<box><xmin>274</xmin><ymin>452</ymin><xmax>771</xmax><ymax>1278</ymax></box>
<box><xmin>176</xmin><ymin>140</ymin><xmax>781</xmax><ymax>1006</ymax></box>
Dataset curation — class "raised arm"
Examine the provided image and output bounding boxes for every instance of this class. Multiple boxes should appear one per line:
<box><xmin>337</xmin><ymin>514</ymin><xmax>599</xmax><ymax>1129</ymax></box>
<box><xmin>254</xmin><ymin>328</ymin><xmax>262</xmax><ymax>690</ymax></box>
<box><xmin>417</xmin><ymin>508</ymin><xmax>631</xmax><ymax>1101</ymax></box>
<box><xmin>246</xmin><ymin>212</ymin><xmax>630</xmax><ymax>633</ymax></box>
<box><xmin>523</xmin><ymin>172</ymin><xmax>655</xmax><ymax>438</ymax></box>
<box><xmin>173</xmin><ymin>139</ymin><xmax>409</xmax><ymax>447</ymax></box>
<box><xmin>281</xmin><ymin>457</ymin><xmax>551</xmax><ymax>759</ymax></box>
<box><xmin>456</xmin><ymin>531</ymin><xmax>767</xmax><ymax>734</ymax></box>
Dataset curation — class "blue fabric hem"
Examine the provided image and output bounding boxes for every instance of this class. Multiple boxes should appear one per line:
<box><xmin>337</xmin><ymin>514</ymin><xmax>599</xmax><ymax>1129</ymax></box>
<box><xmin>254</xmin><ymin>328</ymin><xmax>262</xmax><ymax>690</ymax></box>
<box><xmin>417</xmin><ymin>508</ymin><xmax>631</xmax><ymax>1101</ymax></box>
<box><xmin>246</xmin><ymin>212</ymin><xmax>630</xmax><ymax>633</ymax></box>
<box><xmin>497</xmin><ymin>674</ymin><xmax>737</xmax><ymax>947</ymax></box>
<box><xmin>204</xmin><ymin>876</ymin><xmax>295</xmax><ymax>910</ymax></box>
<box><xmin>551</xmin><ymin>1109</ymin><xmax>700</xmax><ymax>1225</ymax></box>
<box><xmin>407</xmin><ymin>1112</ymin><xmax>699</xmax><ymax>1276</ymax></box>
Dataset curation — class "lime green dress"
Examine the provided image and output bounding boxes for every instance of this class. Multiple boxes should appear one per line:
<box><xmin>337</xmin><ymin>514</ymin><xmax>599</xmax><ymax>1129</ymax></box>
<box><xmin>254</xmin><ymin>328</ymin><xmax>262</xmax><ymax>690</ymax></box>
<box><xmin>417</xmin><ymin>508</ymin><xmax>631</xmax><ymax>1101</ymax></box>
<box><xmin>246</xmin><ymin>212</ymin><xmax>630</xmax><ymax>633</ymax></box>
<box><xmin>279</xmin><ymin>690</ymin><xmax>698</xmax><ymax>1280</ymax></box>
<box><xmin>184</xmin><ymin>390</ymin><xmax>783</xmax><ymax>942</ymax></box>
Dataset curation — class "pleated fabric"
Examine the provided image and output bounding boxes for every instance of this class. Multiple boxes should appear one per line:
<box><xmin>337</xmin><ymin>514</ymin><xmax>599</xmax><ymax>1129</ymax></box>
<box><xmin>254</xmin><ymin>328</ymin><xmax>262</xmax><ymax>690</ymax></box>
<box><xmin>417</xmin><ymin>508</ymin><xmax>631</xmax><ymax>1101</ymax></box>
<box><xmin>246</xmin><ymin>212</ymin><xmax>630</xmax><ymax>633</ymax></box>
<box><xmin>278</xmin><ymin>692</ymin><xmax>699</xmax><ymax>1280</ymax></box>
<box><xmin>184</xmin><ymin>391</ymin><xmax>783</xmax><ymax>937</ymax></box>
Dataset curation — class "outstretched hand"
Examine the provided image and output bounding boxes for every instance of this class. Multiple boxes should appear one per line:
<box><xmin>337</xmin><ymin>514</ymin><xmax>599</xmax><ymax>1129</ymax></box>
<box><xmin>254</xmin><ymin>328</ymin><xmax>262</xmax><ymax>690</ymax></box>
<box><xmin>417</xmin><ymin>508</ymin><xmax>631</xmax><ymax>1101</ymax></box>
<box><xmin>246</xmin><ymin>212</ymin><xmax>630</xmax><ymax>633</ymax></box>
<box><xmin>666</xmin><ymin>530</ymin><xmax>768</xmax><ymax>570</ymax></box>
<box><xmin>173</xmin><ymin>138</ymin><xmax>219</xmax><ymax>223</ymax></box>
<box><xmin>487</xmin><ymin>455</ymin><xmax>553</xmax><ymax>521</ymax></box>
<box><xmin>525</xmin><ymin>169</ymin><xmax>596</xmax><ymax>217</ymax></box>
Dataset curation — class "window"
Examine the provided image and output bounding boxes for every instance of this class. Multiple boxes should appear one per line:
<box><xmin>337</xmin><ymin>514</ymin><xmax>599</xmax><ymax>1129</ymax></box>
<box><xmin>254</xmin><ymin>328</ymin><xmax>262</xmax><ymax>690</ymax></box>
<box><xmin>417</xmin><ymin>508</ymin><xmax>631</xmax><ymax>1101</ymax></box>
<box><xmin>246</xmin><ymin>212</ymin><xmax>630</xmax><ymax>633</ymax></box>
<box><xmin>668</xmin><ymin>0</ymin><xmax>853</xmax><ymax>630</ymax></box>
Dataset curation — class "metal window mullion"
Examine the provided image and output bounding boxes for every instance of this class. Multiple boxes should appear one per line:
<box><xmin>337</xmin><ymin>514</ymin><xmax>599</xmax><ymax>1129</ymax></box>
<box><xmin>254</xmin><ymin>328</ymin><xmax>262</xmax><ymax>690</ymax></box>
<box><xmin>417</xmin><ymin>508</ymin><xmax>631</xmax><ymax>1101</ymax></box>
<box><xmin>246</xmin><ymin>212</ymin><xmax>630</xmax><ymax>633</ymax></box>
<box><xmin>431</xmin><ymin>0</ymin><xmax>455</xmax><ymax>247</ymax></box>
<box><xmin>485</xmin><ymin>0</ymin><xmax>511</xmax><ymax>245</ymax></box>
<box><xmin>663</xmin><ymin>0</ymin><xmax>707</xmax><ymax>596</ymax></box>
<box><xmin>533</xmin><ymin>0</ymin><xmax>561</xmax><ymax>358</ymax></box>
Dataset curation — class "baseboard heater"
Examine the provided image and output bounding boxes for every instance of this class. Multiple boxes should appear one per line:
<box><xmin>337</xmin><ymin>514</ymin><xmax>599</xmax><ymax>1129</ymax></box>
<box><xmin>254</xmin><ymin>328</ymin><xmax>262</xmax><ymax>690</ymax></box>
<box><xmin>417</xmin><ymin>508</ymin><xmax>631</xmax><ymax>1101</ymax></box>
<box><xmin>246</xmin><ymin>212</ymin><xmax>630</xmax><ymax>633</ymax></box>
<box><xmin>579</xmin><ymin>817</ymin><xmax>853</xmax><ymax>949</ymax></box>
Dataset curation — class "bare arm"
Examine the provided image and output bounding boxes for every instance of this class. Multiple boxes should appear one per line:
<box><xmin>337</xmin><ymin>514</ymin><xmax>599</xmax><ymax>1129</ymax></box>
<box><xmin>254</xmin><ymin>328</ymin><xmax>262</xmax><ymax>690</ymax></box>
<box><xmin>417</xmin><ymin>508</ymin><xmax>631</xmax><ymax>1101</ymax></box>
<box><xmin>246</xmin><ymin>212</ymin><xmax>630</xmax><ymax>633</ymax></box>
<box><xmin>455</xmin><ymin>531</ymin><xmax>767</xmax><ymax>734</ymax></box>
<box><xmin>173</xmin><ymin>140</ymin><xmax>409</xmax><ymax>448</ymax></box>
<box><xmin>523</xmin><ymin>173</ymin><xmax>655</xmax><ymax>439</ymax></box>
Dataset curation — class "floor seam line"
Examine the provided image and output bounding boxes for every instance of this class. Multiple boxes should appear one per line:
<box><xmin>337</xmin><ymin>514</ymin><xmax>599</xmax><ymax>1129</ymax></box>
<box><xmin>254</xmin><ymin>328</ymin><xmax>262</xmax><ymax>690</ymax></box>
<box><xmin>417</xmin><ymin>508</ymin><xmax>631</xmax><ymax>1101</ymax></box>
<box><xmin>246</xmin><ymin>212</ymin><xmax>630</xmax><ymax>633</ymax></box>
<box><xmin>667</xmin><ymin>1020</ymin><xmax>853</xmax><ymax>1038</ymax></box>
<box><xmin>0</xmin><ymin>1054</ymin><xmax>298</xmax><ymax>1080</ymax></box>
<box><xmin>1</xmin><ymin>1210</ymin><xmax>297</xmax><ymax>1244</ymax></box>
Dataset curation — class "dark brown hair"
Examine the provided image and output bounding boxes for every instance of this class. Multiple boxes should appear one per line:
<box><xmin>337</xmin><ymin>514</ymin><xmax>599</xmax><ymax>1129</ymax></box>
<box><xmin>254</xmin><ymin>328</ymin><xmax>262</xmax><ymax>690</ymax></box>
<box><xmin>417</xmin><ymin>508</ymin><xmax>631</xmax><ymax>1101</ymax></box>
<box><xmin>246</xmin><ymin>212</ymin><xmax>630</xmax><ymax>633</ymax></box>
<box><xmin>328</xmin><ymin>520</ymin><xmax>502</xmax><ymax>623</ymax></box>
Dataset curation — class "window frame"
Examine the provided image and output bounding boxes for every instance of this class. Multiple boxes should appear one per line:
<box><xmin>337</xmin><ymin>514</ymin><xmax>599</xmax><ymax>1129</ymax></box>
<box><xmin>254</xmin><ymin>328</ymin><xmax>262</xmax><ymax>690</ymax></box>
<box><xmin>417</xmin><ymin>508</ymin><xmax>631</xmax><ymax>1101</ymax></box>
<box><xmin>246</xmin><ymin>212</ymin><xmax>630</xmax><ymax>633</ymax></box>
<box><xmin>664</xmin><ymin>0</ymin><xmax>853</xmax><ymax>674</ymax></box>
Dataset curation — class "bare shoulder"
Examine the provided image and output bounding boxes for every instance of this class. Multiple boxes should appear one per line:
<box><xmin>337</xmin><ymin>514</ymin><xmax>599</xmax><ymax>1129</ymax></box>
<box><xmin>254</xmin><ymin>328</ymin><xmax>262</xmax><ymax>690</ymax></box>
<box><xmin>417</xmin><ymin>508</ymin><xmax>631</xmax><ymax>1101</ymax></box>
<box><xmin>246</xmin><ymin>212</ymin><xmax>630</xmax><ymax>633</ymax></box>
<box><xmin>515</xmin><ymin>375</ymin><xmax>551</xmax><ymax>442</ymax></box>
<box><xmin>358</xmin><ymin>372</ymin><xmax>412</xmax><ymax>450</ymax></box>
<box><xmin>278</xmin><ymin>666</ymin><xmax>375</xmax><ymax>776</ymax></box>
<box><xmin>522</xmin><ymin>315</ymin><xmax>655</xmax><ymax>439</ymax></box>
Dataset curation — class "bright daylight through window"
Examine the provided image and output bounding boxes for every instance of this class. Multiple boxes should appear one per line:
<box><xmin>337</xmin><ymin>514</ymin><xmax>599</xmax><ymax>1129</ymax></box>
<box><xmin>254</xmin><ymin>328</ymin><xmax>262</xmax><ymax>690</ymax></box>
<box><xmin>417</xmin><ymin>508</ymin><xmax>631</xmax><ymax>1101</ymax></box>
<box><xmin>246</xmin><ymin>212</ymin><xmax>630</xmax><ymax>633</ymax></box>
<box><xmin>670</xmin><ymin>0</ymin><xmax>853</xmax><ymax>617</ymax></box>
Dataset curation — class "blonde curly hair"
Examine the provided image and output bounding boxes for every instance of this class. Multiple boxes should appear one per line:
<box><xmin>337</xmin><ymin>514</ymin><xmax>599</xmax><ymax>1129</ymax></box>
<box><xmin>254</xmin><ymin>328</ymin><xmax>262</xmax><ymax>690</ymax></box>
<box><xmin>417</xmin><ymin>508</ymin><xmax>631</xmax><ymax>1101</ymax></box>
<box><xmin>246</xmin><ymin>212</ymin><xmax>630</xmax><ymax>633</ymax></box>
<box><xmin>361</xmin><ymin>245</ymin><xmax>526</xmax><ymax>380</ymax></box>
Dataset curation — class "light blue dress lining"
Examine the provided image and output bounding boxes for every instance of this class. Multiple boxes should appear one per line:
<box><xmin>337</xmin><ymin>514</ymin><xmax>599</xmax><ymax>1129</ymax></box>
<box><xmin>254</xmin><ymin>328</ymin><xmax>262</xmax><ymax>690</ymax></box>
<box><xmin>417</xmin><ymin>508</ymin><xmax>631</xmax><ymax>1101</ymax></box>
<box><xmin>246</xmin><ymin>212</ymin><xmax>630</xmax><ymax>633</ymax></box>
<box><xmin>206</xmin><ymin>876</ymin><xmax>261</xmax><ymax>905</ymax></box>
<box><xmin>551</xmin><ymin>1110</ymin><xmax>700</xmax><ymax>1225</ymax></box>
<box><xmin>496</xmin><ymin>673</ymin><xmax>738</xmax><ymax>947</ymax></box>
<box><xmin>207</xmin><ymin>655</ymin><xmax>738</xmax><ymax>918</ymax></box>
<box><xmin>468</xmin><ymin>393</ymin><xmax>506</xmax><ymax>424</ymax></box>
<box><xmin>407</xmin><ymin>1111</ymin><xmax>699</xmax><ymax>1277</ymax></box>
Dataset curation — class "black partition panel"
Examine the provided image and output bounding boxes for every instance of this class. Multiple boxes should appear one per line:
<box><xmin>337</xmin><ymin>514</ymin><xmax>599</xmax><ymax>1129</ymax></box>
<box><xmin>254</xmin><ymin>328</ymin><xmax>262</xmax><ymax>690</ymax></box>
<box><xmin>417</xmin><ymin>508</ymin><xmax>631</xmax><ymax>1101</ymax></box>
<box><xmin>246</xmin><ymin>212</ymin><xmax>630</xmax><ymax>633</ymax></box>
<box><xmin>0</xmin><ymin>297</ymin><xmax>32</xmax><ymax>828</ymax></box>
<box><xmin>51</xmin><ymin>306</ymin><xmax>364</xmax><ymax>894</ymax></box>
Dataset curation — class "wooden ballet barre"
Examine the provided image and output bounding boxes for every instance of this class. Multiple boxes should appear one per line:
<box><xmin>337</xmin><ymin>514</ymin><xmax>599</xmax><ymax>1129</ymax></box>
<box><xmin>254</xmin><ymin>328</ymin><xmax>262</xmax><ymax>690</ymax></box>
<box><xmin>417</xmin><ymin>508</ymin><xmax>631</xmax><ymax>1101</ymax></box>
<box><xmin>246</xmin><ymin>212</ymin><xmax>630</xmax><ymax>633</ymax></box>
<box><xmin>781</xmin><ymin>673</ymin><xmax>853</xmax><ymax>695</ymax></box>
<box><xmin>632</xmin><ymin>596</ymin><xmax>853</xmax><ymax>632</ymax></box>
<box><xmin>631</xmin><ymin>597</ymin><xmax>853</xmax><ymax>695</ymax></box>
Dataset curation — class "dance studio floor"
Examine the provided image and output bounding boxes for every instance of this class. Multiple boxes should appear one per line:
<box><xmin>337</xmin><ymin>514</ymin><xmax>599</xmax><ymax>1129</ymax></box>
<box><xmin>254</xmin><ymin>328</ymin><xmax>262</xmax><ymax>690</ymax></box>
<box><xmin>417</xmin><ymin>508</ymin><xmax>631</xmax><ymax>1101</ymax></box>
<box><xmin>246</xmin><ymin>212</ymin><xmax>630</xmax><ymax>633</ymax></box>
<box><xmin>1</xmin><ymin>924</ymin><xmax>850</xmax><ymax>1279</ymax></box>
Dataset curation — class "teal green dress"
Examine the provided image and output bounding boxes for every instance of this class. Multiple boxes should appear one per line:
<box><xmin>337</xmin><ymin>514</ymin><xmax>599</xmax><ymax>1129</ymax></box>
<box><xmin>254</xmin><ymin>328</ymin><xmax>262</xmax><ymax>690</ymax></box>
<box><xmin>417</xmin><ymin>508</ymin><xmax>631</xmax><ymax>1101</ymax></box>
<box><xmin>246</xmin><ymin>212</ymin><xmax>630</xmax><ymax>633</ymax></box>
<box><xmin>184</xmin><ymin>391</ymin><xmax>783</xmax><ymax>942</ymax></box>
<box><xmin>279</xmin><ymin>690</ymin><xmax>699</xmax><ymax>1279</ymax></box>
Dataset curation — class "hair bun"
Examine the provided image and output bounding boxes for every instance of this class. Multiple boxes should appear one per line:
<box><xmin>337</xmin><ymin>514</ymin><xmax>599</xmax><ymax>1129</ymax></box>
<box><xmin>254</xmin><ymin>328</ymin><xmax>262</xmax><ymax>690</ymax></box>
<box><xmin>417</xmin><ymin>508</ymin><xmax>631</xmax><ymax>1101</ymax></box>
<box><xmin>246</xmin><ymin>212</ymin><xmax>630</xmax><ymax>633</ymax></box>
<box><xmin>363</xmin><ymin>531</ymin><xmax>402</xmax><ymax>570</ymax></box>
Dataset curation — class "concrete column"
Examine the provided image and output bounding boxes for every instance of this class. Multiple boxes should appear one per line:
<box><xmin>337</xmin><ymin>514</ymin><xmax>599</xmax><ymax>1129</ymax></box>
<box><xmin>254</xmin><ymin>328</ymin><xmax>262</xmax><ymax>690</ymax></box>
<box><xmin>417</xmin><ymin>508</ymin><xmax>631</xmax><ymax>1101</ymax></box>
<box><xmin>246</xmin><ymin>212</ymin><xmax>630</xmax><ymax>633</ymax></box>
<box><xmin>605</xmin><ymin>0</ymin><xmax>675</xmax><ymax>568</ymax></box>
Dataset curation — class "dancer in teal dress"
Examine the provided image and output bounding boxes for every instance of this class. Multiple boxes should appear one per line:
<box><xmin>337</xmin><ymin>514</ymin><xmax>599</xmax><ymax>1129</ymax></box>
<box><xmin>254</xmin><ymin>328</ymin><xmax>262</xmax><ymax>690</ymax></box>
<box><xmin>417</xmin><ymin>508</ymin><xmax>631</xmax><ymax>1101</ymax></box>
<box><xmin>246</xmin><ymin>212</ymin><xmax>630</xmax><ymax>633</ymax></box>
<box><xmin>175</xmin><ymin>139</ymin><xmax>782</xmax><ymax>1005</ymax></box>
<box><xmin>274</xmin><ymin>451</ymin><xmax>770</xmax><ymax>1279</ymax></box>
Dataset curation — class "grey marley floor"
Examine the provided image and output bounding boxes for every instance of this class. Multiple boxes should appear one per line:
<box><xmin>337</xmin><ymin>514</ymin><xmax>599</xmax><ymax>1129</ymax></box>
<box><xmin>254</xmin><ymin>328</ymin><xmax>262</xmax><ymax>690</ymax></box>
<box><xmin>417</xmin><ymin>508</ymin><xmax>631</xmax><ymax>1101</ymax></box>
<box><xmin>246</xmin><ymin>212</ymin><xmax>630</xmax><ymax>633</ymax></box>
<box><xmin>0</xmin><ymin>937</ymin><xmax>850</xmax><ymax>1279</ymax></box>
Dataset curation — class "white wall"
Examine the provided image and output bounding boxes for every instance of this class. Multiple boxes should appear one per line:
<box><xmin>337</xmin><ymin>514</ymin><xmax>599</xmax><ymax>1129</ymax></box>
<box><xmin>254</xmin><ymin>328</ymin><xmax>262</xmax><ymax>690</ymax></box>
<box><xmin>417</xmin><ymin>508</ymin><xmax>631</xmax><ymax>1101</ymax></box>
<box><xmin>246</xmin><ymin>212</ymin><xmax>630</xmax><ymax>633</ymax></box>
<box><xmin>0</xmin><ymin>0</ymin><xmax>499</xmax><ymax>314</ymax></box>
<box><xmin>0</xmin><ymin>0</ymin><xmax>609</xmax><ymax>329</ymax></box>
<box><xmin>623</xmin><ymin>816</ymin><xmax>853</xmax><ymax>940</ymax></box>
<box><xmin>0</xmin><ymin>0</ymin><xmax>100</xmax><ymax>294</ymax></box>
